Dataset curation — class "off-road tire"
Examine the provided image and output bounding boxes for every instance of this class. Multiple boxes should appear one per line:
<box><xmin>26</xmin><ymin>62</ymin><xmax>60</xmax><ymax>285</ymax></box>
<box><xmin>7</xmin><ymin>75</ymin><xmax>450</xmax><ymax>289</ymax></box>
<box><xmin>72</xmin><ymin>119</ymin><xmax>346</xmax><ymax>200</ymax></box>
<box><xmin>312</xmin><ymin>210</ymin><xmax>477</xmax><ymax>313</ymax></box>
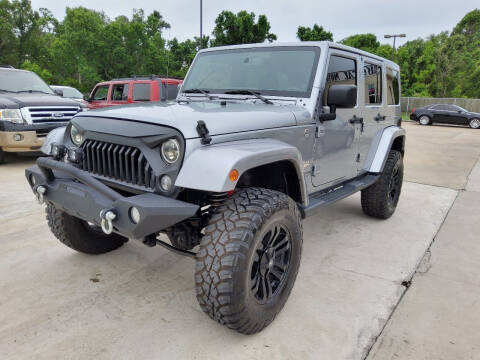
<box><xmin>0</xmin><ymin>148</ymin><xmax>5</xmax><ymax>164</ymax></box>
<box><xmin>46</xmin><ymin>204</ymin><xmax>127</xmax><ymax>254</ymax></box>
<box><xmin>195</xmin><ymin>188</ymin><xmax>303</xmax><ymax>334</ymax></box>
<box><xmin>361</xmin><ymin>150</ymin><xmax>403</xmax><ymax>219</ymax></box>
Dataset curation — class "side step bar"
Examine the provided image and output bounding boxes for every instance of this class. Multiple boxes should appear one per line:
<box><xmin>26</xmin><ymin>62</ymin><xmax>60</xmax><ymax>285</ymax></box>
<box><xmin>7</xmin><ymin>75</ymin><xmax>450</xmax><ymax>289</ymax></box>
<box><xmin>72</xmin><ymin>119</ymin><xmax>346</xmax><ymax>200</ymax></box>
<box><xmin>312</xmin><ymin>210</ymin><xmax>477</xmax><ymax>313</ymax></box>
<box><xmin>300</xmin><ymin>174</ymin><xmax>379</xmax><ymax>218</ymax></box>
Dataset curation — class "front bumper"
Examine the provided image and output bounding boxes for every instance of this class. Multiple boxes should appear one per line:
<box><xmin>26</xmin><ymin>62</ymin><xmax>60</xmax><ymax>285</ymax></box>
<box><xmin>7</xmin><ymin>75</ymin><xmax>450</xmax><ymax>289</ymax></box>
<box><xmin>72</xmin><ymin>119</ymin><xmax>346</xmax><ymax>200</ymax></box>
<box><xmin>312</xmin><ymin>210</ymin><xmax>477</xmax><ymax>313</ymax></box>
<box><xmin>0</xmin><ymin>130</ymin><xmax>43</xmax><ymax>152</ymax></box>
<box><xmin>26</xmin><ymin>157</ymin><xmax>199</xmax><ymax>239</ymax></box>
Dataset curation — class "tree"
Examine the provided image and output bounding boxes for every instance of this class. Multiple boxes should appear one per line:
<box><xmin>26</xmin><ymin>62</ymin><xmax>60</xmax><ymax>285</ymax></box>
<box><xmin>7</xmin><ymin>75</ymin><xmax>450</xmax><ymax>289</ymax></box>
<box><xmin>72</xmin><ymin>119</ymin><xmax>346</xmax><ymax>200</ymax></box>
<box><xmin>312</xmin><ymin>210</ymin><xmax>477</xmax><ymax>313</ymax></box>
<box><xmin>296</xmin><ymin>24</ymin><xmax>333</xmax><ymax>41</ymax></box>
<box><xmin>211</xmin><ymin>10</ymin><xmax>276</xmax><ymax>47</ymax></box>
<box><xmin>340</xmin><ymin>33</ymin><xmax>380</xmax><ymax>53</ymax></box>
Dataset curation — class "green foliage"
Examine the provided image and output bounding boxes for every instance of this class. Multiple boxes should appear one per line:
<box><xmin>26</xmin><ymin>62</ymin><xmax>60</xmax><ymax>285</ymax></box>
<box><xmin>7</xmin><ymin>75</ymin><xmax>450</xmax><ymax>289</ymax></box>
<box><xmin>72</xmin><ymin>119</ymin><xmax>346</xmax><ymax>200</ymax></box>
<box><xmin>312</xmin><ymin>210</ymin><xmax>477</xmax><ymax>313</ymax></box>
<box><xmin>0</xmin><ymin>1</ymin><xmax>479</xmax><ymax>99</ymax></box>
<box><xmin>211</xmin><ymin>10</ymin><xmax>277</xmax><ymax>47</ymax></box>
<box><xmin>340</xmin><ymin>33</ymin><xmax>380</xmax><ymax>54</ymax></box>
<box><xmin>297</xmin><ymin>24</ymin><xmax>333</xmax><ymax>41</ymax></box>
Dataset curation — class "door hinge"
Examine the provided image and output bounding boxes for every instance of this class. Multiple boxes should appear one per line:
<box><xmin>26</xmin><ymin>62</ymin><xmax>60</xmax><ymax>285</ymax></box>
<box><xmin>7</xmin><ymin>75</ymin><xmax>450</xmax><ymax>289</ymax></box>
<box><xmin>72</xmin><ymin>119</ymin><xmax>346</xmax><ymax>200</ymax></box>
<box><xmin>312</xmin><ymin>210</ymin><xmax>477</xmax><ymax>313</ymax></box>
<box><xmin>356</xmin><ymin>153</ymin><xmax>361</xmax><ymax>163</ymax></box>
<box><xmin>316</xmin><ymin>126</ymin><xmax>326</xmax><ymax>138</ymax></box>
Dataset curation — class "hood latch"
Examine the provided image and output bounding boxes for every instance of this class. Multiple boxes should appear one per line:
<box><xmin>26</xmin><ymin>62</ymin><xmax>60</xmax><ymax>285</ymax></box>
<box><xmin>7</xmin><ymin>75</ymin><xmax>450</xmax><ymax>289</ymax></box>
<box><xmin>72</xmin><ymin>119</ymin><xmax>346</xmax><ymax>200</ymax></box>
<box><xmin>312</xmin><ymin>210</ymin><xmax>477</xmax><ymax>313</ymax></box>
<box><xmin>196</xmin><ymin>120</ymin><xmax>212</xmax><ymax>145</ymax></box>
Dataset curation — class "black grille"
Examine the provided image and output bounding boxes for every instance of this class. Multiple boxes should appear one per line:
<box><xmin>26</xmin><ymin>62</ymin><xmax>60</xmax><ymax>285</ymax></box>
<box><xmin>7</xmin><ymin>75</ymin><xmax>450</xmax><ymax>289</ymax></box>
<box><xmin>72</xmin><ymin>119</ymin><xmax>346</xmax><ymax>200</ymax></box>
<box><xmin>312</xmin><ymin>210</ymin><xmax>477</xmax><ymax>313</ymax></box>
<box><xmin>81</xmin><ymin>139</ymin><xmax>156</xmax><ymax>189</ymax></box>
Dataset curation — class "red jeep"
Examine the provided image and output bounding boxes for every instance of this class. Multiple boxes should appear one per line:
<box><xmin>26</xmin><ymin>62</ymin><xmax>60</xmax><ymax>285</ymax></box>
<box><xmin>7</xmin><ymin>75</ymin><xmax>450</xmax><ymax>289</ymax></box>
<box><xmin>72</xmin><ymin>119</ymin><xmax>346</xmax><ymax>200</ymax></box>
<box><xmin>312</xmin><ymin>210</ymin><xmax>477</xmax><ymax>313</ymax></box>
<box><xmin>87</xmin><ymin>76</ymin><xmax>183</xmax><ymax>109</ymax></box>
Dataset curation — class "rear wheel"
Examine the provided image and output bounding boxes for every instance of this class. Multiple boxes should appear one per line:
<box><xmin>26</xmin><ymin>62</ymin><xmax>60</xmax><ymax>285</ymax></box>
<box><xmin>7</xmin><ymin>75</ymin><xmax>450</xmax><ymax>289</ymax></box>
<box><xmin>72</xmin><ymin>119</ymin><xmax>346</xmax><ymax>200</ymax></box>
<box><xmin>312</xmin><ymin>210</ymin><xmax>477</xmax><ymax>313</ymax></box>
<box><xmin>361</xmin><ymin>150</ymin><xmax>404</xmax><ymax>219</ymax></box>
<box><xmin>46</xmin><ymin>204</ymin><xmax>127</xmax><ymax>254</ymax></box>
<box><xmin>469</xmin><ymin>118</ymin><xmax>480</xmax><ymax>129</ymax></box>
<box><xmin>419</xmin><ymin>115</ymin><xmax>431</xmax><ymax>125</ymax></box>
<box><xmin>0</xmin><ymin>148</ymin><xmax>4</xmax><ymax>164</ymax></box>
<box><xmin>195</xmin><ymin>188</ymin><xmax>302</xmax><ymax>334</ymax></box>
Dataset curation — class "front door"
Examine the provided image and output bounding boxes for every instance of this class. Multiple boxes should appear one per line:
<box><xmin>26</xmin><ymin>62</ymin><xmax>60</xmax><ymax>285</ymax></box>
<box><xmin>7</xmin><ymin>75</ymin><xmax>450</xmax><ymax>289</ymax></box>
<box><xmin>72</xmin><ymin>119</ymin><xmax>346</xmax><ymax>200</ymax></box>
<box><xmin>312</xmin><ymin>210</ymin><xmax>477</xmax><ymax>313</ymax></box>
<box><xmin>311</xmin><ymin>50</ymin><xmax>360</xmax><ymax>188</ymax></box>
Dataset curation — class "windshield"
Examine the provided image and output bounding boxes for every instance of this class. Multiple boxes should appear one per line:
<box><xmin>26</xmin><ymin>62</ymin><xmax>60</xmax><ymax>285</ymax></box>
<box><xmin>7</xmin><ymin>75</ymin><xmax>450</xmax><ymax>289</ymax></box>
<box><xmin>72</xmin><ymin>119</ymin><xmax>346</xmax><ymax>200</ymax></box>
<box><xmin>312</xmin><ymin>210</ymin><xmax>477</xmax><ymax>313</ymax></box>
<box><xmin>53</xmin><ymin>86</ymin><xmax>83</xmax><ymax>99</ymax></box>
<box><xmin>183</xmin><ymin>46</ymin><xmax>320</xmax><ymax>98</ymax></box>
<box><xmin>0</xmin><ymin>70</ymin><xmax>54</xmax><ymax>94</ymax></box>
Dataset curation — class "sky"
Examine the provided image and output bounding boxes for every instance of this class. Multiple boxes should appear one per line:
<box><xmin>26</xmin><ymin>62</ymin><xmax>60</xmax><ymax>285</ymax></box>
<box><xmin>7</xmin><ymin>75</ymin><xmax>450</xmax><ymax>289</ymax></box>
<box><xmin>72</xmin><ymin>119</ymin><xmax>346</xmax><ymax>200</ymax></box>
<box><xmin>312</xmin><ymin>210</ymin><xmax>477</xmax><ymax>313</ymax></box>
<box><xmin>30</xmin><ymin>0</ymin><xmax>478</xmax><ymax>47</ymax></box>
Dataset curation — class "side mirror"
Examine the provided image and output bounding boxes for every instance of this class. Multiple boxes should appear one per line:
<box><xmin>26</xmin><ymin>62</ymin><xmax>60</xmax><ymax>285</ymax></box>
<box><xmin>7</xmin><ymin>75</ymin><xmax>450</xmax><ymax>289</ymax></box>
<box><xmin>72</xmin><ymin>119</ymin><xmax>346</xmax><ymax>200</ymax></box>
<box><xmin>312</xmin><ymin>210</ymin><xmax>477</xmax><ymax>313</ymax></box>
<box><xmin>327</xmin><ymin>84</ymin><xmax>357</xmax><ymax>109</ymax></box>
<box><xmin>54</xmin><ymin>89</ymin><xmax>63</xmax><ymax>97</ymax></box>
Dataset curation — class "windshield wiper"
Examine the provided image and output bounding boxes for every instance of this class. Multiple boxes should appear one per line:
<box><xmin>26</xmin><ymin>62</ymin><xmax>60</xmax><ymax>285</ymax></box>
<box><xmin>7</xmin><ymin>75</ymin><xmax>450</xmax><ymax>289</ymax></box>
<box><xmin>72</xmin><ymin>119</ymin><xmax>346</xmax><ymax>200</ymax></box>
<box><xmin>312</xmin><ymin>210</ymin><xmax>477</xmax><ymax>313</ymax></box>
<box><xmin>0</xmin><ymin>89</ymin><xmax>21</xmax><ymax>93</ymax></box>
<box><xmin>224</xmin><ymin>90</ymin><xmax>273</xmax><ymax>104</ymax></box>
<box><xmin>183</xmin><ymin>88</ymin><xmax>217</xmax><ymax>100</ymax></box>
<box><xmin>19</xmin><ymin>90</ymin><xmax>51</xmax><ymax>94</ymax></box>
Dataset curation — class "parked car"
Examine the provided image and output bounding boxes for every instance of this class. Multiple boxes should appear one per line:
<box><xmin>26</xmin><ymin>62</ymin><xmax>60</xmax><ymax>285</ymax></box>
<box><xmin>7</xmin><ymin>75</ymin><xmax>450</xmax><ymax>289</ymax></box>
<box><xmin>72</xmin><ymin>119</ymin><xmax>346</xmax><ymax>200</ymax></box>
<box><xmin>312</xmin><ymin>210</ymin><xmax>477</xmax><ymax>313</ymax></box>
<box><xmin>26</xmin><ymin>42</ymin><xmax>405</xmax><ymax>334</ymax></box>
<box><xmin>410</xmin><ymin>104</ymin><xmax>480</xmax><ymax>129</ymax></box>
<box><xmin>0</xmin><ymin>67</ymin><xmax>81</xmax><ymax>164</ymax></box>
<box><xmin>50</xmin><ymin>85</ymin><xmax>89</xmax><ymax>110</ymax></box>
<box><xmin>87</xmin><ymin>76</ymin><xmax>183</xmax><ymax>109</ymax></box>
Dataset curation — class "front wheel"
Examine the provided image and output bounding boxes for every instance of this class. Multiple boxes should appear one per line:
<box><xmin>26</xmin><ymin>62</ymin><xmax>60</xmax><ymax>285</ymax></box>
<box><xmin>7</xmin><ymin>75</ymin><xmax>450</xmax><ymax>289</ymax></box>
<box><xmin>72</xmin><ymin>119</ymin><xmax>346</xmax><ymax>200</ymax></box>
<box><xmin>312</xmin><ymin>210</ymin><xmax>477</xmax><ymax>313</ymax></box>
<box><xmin>361</xmin><ymin>150</ymin><xmax>404</xmax><ymax>219</ymax></box>
<box><xmin>46</xmin><ymin>204</ymin><xmax>127</xmax><ymax>254</ymax></box>
<box><xmin>469</xmin><ymin>118</ymin><xmax>480</xmax><ymax>129</ymax></box>
<box><xmin>418</xmin><ymin>115</ymin><xmax>431</xmax><ymax>125</ymax></box>
<box><xmin>0</xmin><ymin>148</ymin><xmax>5</xmax><ymax>164</ymax></box>
<box><xmin>195</xmin><ymin>188</ymin><xmax>303</xmax><ymax>334</ymax></box>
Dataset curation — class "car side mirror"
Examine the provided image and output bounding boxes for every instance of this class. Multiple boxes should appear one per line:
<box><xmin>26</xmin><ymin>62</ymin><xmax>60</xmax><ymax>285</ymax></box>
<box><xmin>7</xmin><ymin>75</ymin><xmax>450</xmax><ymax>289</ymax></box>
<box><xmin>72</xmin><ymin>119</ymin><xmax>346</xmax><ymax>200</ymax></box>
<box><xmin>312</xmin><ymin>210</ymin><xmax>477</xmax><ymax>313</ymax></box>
<box><xmin>327</xmin><ymin>84</ymin><xmax>357</xmax><ymax>109</ymax></box>
<box><xmin>54</xmin><ymin>89</ymin><xmax>63</xmax><ymax>97</ymax></box>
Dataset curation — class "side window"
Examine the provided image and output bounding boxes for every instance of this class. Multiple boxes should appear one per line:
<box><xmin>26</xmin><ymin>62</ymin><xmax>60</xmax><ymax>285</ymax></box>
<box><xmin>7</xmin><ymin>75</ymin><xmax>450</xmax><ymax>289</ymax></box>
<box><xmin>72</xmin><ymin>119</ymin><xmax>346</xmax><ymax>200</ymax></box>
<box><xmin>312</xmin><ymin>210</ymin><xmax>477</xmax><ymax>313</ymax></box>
<box><xmin>324</xmin><ymin>55</ymin><xmax>357</xmax><ymax>105</ymax></box>
<box><xmin>387</xmin><ymin>68</ymin><xmax>400</xmax><ymax>105</ymax></box>
<box><xmin>112</xmin><ymin>83</ymin><xmax>129</xmax><ymax>101</ymax></box>
<box><xmin>364</xmin><ymin>62</ymin><xmax>382</xmax><ymax>105</ymax></box>
<box><xmin>133</xmin><ymin>83</ymin><xmax>151</xmax><ymax>101</ymax></box>
<box><xmin>166</xmin><ymin>84</ymin><xmax>180</xmax><ymax>100</ymax></box>
<box><xmin>445</xmin><ymin>105</ymin><xmax>457</xmax><ymax>112</ymax></box>
<box><xmin>92</xmin><ymin>85</ymin><xmax>109</xmax><ymax>101</ymax></box>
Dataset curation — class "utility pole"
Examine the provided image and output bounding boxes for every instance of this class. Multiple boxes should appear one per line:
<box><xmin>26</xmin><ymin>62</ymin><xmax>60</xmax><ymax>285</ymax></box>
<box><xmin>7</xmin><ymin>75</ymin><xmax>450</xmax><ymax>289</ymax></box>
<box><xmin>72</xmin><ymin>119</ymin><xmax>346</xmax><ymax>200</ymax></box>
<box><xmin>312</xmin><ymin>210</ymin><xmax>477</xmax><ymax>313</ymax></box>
<box><xmin>200</xmin><ymin>0</ymin><xmax>203</xmax><ymax>49</ymax></box>
<box><xmin>384</xmin><ymin>34</ymin><xmax>406</xmax><ymax>59</ymax></box>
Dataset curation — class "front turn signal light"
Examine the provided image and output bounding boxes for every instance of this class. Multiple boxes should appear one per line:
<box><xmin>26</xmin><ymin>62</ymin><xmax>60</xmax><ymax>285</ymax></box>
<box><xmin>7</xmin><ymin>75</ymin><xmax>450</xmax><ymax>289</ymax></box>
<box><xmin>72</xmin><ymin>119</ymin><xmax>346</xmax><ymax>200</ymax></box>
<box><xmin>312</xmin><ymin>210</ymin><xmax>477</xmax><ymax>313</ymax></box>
<box><xmin>229</xmin><ymin>169</ymin><xmax>239</xmax><ymax>182</ymax></box>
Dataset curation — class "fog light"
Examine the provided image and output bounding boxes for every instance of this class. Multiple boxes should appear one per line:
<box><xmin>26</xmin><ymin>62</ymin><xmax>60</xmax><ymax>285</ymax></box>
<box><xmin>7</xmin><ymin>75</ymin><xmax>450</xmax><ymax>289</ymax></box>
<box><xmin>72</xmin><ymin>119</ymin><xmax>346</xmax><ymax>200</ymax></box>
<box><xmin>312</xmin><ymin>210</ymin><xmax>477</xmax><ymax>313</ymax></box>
<box><xmin>67</xmin><ymin>147</ymin><xmax>82</xmax><ymax>163</ymax></box>
<box><xmin>129</xmin><ymin>207</ymin><xmax>141</xmax><ymax>224</ymax></box>
<box><xmin>51</xmin><ymin>143</ymin><xmax>65</xmax><ymax>159</ymax></box>
<box><xmin>29</xmin><ymin>174</ymin><xmax>37</xmax><ymax>186</ymax></box>
<box><xmin>160</xmin><ymin>175</ymin><xmax>172</xmax><ymax>192</ymax></box>
<box><xmin>13</xmin><ymin>134</ymin><xmax>23</xmax><ymax>141</ymax></box>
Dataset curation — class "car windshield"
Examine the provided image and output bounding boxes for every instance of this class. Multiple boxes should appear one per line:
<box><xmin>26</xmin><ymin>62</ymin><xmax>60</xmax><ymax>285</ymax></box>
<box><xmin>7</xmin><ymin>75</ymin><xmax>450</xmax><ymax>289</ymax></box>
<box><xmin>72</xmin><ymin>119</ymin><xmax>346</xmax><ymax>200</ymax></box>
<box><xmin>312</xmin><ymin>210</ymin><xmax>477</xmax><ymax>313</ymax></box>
<box><xmin>54</xmin><ymin>86</ymin><xmax>83</xmax><ymax>99</ymax></box>
<box><xmin>0</xmin><ymin>70</ymin><xmax>54</xmax><ymax>94</ymax></box>
<box><xmin>182</xmin><ymin>46</ymin><xmax>320</xmax><ymax>98</ymax></box>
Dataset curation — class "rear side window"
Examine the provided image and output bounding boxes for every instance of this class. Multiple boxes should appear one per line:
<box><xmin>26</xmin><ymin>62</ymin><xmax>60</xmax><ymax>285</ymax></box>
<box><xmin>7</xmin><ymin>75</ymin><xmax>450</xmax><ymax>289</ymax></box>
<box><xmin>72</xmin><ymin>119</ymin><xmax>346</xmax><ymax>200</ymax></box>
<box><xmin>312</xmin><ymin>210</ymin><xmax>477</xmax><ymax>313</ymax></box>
<box><xmin>112</xmin><ymin>83</ymin><xmax>129</xmax><ymax>101</ymax></box>
<box><xmin>324</xmin><ymin>55</ymin><xmax>357</xmax><ymax>106</ymax></box>
<box><xmin>92</xmin><ymin>85</ymin><xmax>109</xmax><ymax>100</ymax></box>
<box><xmin>133</xmin><ymin>83</ymin><xmax>151</xmax><ymax>101</ymax></box>
<box><xmin>364</xmin><ymin>62</ymin><xmax>382</xmax><ymax>105</ymax></box>
<box><xmin>387</xmin><ymin>68</ymin><xmax>400</xmax><ymax>105</ymax></box>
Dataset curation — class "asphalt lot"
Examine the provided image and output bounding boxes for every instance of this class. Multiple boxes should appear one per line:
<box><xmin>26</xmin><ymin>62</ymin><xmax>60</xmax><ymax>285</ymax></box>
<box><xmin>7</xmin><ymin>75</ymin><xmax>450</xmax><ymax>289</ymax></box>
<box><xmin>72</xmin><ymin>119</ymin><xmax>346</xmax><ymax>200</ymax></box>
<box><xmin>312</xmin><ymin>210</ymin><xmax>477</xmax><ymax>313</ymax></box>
<box><xmin>0</xmin><ymin>122</ymin><xmax>479</xmax><ymax>359</ymax></box>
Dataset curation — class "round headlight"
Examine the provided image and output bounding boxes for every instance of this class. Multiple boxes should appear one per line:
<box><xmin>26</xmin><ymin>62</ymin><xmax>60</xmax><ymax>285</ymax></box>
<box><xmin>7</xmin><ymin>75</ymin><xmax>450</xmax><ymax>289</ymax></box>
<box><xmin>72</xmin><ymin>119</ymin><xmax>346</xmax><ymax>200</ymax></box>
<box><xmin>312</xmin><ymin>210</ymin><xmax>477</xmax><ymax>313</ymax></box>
<box><xmin>70</xmin><ymin>125</ymin><xmax>84</xmax><ymax>146</ymax></box>
<box><xmin>161</xmin><ymin>138</ymin><xmax>180</xmax><ymax>164</ymax></box>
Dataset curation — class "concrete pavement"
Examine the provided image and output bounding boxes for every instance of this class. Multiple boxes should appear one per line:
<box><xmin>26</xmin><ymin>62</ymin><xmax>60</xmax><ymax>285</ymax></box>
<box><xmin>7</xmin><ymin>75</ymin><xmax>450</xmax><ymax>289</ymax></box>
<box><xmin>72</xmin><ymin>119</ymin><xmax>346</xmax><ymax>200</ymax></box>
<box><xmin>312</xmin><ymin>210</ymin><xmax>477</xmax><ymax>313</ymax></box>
<box><xmin>0</xmin><ymin>122</ymin><xmax>479</xmax><ymax>359</ymax></box>
<box><xmin>368</xmin><ymin>157</ymin><xmax>480</xmax><ymax>360</ymax></box>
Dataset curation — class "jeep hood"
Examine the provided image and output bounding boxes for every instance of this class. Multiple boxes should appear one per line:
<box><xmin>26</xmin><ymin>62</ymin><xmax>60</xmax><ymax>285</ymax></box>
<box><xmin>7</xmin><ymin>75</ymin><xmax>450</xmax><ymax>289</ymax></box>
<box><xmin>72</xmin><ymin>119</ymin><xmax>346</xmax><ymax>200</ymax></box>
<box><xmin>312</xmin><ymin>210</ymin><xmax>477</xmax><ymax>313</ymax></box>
<box><xmin>0</xmin><ymin>92</ymin><xmax>81</xmax><ymax>108</ymax></box>
<box><xmin>75</xmin><ymin>101</ymin><xmax>305</xmax><ymax>139</ymax></box>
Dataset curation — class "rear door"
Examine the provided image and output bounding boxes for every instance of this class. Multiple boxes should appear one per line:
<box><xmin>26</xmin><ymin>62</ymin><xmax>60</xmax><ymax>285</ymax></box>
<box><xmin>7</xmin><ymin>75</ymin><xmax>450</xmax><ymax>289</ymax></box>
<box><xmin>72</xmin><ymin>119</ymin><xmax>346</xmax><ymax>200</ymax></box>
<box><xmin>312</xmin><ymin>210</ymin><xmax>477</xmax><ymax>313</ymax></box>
<box><xmin>110</xmin><ymin>83</ymin><xmax>130</xmax><ymax>106</ymax></box>
<box><xmin>311</xmin><ymin>49</ymin><xmax>360</xmax><ymax>188</ymax></box>
<box><xmin>357</xmin><ymin>58</ymin><xmax>388</xmax><ymax>173</ymax></box>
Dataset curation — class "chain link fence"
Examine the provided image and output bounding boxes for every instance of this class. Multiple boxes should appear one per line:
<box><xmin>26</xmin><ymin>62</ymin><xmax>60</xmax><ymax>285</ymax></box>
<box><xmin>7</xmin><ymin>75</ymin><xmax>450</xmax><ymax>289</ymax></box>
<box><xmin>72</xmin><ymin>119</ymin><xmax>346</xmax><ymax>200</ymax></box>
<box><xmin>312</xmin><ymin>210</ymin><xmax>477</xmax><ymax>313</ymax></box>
<box><xmin>401</xmin><ymin>97</ymin><xmax>480</xmax><ymax>114</ymax></box>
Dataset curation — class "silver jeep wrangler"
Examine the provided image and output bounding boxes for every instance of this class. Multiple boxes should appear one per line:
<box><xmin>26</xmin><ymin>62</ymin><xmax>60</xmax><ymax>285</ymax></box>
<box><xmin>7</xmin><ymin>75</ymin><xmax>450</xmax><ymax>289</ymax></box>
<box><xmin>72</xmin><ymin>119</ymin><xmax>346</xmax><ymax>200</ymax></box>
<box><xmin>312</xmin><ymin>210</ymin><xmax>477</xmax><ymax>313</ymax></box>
<box><xmin>26</xmin><ymin>42</ymin><xmax>405</xmax><ymax>334</ymax></box>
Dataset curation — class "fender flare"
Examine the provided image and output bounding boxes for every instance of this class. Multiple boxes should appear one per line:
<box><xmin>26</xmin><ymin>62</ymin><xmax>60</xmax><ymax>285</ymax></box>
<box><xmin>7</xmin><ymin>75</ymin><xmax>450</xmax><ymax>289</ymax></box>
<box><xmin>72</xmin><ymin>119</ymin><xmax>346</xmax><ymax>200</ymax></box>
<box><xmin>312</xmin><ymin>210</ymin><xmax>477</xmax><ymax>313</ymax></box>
<box><xmin>363</xmin><ymin>126</ymin><xmax>406</xmax><ymax>173</ymax></box>
<box><xmin>175</xmin><ymin>138</ymin><xmax>308</xmax><ymax>204</ymax></box>
<box><xmin>40</xmin><ymin>126</ymin><xmax>67</xmax><ymax>155</ymax></box>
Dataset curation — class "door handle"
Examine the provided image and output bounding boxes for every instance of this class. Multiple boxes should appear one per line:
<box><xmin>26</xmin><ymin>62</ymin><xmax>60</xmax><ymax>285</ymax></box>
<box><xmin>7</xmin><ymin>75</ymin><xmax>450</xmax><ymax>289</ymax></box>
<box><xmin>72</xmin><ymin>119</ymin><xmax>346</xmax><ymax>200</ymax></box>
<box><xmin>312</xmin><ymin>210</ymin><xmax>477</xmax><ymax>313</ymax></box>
<box><xmin>375</xmin><ymin>113</ymin><xmax>386</xmax><ymax>121</ymax></box>
<box><xmin>349</xmin><ymin>116</ymin><xmax>364</xmax><ymax>124</ymax></box>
